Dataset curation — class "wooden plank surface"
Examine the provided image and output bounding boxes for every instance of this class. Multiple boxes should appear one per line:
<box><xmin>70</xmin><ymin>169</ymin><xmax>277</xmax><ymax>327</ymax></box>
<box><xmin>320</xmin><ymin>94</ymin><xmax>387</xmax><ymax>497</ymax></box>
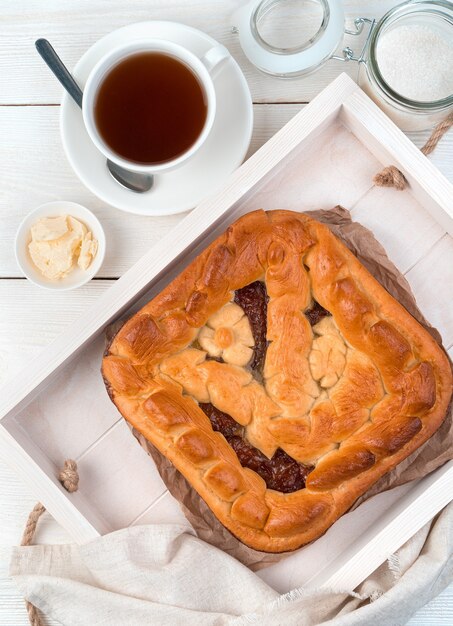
<box><xmin>1</xmin><ymin>104</ymin><xmax>452</xmax><ymax>278</ymax></box>
<box><xmin>1</xmin><ymin>1</ymin><xmax>453</xmax><ymax>624</ymax></box>
<box><xmin>0</xmin><ymin>0</ymin><xmax>400</xmax><ymax>105</ymax></box>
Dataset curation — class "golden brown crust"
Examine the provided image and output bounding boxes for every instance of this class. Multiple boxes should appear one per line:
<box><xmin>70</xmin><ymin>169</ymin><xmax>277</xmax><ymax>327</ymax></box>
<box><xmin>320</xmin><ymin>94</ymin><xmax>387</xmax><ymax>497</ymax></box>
<box><xmin>102</xmin><ymin>210</ymin><xmax>452</xmax><ymax>552</ymax></box>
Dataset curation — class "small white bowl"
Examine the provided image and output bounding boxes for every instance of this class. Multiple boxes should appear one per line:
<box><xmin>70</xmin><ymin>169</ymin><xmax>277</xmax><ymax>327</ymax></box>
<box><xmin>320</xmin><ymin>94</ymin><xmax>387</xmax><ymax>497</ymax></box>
<box><xmin>15</xmin><ymin>201</ymin><xmax>106</xmax><ymax>291</ymax></box>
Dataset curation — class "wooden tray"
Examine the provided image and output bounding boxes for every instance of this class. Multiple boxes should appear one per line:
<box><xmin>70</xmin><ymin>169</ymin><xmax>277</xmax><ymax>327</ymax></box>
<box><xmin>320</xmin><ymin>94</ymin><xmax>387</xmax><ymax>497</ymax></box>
<box><xmin>1</xmin><ymin>73</ymin><xmax>453</xmax><ymax>593</ymax></box>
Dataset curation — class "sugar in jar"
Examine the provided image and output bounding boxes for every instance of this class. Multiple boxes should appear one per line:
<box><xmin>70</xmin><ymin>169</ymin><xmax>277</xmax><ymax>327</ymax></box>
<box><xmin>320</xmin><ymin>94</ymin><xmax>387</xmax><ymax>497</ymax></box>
<box><xmin>359</xmin><ymin>0</ymin><xmax>453</xmax><ymax>131</ymax></box>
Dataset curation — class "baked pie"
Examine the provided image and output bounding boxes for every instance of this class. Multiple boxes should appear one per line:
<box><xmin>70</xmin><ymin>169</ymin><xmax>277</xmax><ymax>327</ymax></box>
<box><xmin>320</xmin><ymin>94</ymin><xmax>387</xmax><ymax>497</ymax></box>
<box><xmin>102</xmin><ymin>210</ymin><xmax>452</xmax><ymax>552</ymax></box>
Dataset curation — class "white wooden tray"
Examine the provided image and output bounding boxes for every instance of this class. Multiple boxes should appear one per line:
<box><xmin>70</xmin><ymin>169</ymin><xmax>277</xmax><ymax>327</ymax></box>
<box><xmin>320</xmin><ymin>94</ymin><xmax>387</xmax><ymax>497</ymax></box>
<box><xmin>1</xmin><ymin>73</ymin><xmax>453</xmax><ymax>593</ymax></box>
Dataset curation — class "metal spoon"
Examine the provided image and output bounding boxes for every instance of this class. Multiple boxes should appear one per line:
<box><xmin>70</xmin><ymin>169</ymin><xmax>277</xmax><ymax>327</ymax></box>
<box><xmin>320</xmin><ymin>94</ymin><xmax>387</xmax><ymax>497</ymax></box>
<box><xmin>35</xmin><ymin>39</ymin><xmax>154</xmax><ymax>193</ymax></box>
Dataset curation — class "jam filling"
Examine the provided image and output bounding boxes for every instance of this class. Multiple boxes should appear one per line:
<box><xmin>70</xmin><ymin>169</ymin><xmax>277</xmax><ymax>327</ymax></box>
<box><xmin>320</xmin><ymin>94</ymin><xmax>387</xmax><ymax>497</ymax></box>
<box><xmin>305</xmin><ymin>300</ymin><xmax>331</xmax><ymax>326</ymax></box>
<box><xmin>234</xmin><ymin>281</ymin><xmax>269</xmax><ymax>372</ymax></box>
<box><xmin>199</xmin><ymin>402</ymin><xmax>313</xmax><ymax>493</ymax></box>
<box><xmin>205</xmin><ymin>354</ymin><xmax>224</xmax><ymax>364</ymax></box>
<box><xmin>196</xmin><ymin>285</ymin><xmax>328</xmax><ymax>491</ymax></box>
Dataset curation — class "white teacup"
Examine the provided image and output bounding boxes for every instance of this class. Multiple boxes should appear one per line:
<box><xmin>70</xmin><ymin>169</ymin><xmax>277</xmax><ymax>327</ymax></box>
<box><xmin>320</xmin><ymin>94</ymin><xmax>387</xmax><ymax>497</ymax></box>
<box><xmin>82</xmin><ymin>40</ymin><xmax>230</xmax><ymax>174</ymax></box>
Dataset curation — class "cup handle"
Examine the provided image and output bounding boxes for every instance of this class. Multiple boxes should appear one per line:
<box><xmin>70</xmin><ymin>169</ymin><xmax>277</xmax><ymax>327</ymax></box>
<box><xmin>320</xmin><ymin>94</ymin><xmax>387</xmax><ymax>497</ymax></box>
<box><xmin>200</xmin><ymin>45</ymin><xmax>230</xmax><ymax>78</ymax></box>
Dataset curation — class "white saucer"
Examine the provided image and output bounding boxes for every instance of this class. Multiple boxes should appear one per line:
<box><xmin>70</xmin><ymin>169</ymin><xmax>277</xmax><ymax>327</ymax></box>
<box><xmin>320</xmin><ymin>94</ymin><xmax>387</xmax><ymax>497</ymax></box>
<box><xmin>60</xmin><ymin>21</ymin><xmax>253</xmax><ymax>216</ymax></box>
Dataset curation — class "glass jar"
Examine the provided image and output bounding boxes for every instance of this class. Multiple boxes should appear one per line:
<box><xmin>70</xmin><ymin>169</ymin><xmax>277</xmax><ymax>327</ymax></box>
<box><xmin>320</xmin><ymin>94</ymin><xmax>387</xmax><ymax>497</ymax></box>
<box><xmin>359</xmin><ymin>0</ymin><xmax>453</xmax><ymax>131</ymax></box>
<box><xmin>233</xmin><ymin>0</ymin><xmax>453</xmax><ymax>130</ymax></box>
<box><xmin>234</xmin><ymin>0</ymin><xmax>346</xmax><ymax>78</ymax></box>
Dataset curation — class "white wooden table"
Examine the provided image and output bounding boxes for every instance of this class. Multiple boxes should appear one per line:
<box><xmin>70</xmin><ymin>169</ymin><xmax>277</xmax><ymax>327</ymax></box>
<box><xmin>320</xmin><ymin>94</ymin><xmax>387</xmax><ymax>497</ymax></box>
<box><xmin>1</xmin><ymin>1</ymin><xmax>452</xmax><ymax>624</ymax></box>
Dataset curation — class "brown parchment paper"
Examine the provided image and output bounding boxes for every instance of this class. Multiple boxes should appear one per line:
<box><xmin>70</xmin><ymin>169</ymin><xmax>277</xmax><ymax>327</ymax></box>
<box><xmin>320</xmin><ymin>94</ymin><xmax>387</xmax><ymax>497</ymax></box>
<box><xmin>108</xmin><ymin>206</ymin><xmax>453</xmax><ymax>571</ymax></box>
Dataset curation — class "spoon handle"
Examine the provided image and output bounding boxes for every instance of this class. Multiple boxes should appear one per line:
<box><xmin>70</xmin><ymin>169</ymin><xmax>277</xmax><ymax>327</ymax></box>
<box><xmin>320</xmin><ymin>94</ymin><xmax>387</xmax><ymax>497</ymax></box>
<box><xmin>35</xmin><ymin>38</ymin><xmax>83</xmax><ymax>109</ymax></box>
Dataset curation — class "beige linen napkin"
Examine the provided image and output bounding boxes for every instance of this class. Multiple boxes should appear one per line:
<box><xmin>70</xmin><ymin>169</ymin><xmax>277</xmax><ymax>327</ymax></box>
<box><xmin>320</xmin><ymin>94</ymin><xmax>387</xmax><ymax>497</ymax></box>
<box><xmin>10</xmin><ymin>499</ymin><xmax>453</xmax><ymax>625</ymax></box>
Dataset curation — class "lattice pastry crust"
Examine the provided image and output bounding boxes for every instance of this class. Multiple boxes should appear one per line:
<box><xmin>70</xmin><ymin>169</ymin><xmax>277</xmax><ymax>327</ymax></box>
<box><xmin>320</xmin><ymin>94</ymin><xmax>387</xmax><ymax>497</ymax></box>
<box><xmin>102</xmin><ymin>210</ymin><xmax>452</xmax><ymax>552</ymax></box>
